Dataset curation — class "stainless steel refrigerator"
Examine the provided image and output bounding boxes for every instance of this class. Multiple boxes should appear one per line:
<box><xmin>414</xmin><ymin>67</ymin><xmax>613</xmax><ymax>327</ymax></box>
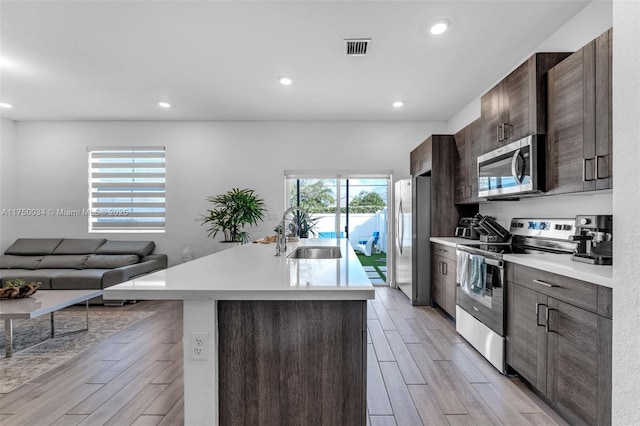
<box><xmin>393</xmin><ymin>177</ymin><xmax>431</xmax><ymax>305</ymax></box>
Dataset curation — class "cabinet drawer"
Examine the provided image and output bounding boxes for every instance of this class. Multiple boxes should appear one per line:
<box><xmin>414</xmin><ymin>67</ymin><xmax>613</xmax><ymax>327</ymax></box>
<box><xmin>509</xmin><ymin>263</ymin><xmax>611</xmax><ymax>317</ymax></box>
<box><xmin>432</xmin><ymin>243</ymin><xmax>457</xmax><ymax>261</ymax></box>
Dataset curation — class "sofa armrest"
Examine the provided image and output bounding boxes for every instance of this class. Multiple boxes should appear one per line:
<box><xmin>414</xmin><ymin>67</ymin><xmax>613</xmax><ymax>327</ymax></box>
<box><xmin>102</xmin><ymin>258</ymin><xmax>165</xmax><ymax>288</ymax></box>
<box><xmin>142</xmin><ymin>254</ymin><xmax>168</xmax><ymax>269</ymax></box>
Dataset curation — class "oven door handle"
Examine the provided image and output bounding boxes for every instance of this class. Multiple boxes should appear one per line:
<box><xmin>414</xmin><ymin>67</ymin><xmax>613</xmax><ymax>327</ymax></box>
<box><xmin>484</xmin><ymin>258</ymin><xmax>503</xmax><ymax>268</ymax></box>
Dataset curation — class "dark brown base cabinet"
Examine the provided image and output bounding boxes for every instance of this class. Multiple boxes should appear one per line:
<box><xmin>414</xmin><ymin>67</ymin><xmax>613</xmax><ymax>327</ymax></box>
<box><xmin>218</xmin><ymin>300</ymin><xmax>367</xmax><ymax>425</ymax></box>
<box><xmin>431</xmin><ymin>243</ymin><xmax>457</xmax><ymax>318</ymax></box>
<box><xmin>506</xmin><ymin>264</ymin><xmax>612</xmax><ymax>425</ymax></box>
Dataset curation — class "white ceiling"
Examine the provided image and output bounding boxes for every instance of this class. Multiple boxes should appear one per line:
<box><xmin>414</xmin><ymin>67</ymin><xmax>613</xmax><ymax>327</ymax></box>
<box><xmin>0</xmin><ymin>1</ymin><xmax>590</xmax><ymax>122</ymax></box>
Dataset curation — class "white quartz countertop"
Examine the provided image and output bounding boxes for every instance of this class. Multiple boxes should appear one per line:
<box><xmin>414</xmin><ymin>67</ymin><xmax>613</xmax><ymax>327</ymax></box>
<box><xmin>429</xmin><ymin>237</ymin><xmax>612</xmax><ymax>288</ymax></box>
<box><xmin>104</xmin><ymin>238</ymin><xmax>375</xmax><ymax>301</ymax></box>
<box><xmin>430</xmin><ymin>237</ymin><xmax>470</xmax><ymax>248</ymax></box>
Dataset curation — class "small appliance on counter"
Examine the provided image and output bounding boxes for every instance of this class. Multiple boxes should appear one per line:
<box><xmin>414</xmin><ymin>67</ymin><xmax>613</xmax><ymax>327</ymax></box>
<box><xmin>474</xmin><ymin>213</ymin><xmax>511</xmax><ymax>243</ymax></box>
<box><xmin>569</xmin><ymin>215</ymin><xmax>613</xmax><ymax>265</ymax></box>
<box><xmin>454</xmin><ymin>217</ymin><xmax>481</xmax><ymax>240</ymax></box>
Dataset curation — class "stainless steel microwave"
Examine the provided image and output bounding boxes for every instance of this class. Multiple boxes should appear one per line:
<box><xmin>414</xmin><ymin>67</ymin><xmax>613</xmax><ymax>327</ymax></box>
<box><xmin>477</xmin><ymin>135</ymin><xmax>545</xmax><ymax>199</ymax></box>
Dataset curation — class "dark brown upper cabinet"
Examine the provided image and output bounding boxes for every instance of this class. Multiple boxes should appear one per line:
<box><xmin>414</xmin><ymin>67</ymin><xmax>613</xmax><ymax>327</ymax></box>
<box><xmin>547</xmin><ymin>28</ymin><xmax>613</xmax><ymax>194</ymax></box>
<box><xmin>454</xmin><ymin>118</ymin><xmax>483</xmax><ymax>204</ymax></box>
<box><xmin>409</xmin><ymin>135</ymin><xmax>458</xmax><ymax>237</ymax></box>
<box><xmin>481</xmin><ymin>53</ymin><xmax>572</xmax><ymax>152</ymax></box>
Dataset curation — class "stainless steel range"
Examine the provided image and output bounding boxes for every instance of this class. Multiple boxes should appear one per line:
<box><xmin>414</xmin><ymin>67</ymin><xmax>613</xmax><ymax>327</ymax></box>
<box><xmin>455</xmin><ymin>217</ymin><xmax>577</xmax><ymax>374</ymax></box>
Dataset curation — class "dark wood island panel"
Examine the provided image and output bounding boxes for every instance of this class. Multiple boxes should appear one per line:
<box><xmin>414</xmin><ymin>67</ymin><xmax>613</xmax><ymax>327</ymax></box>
<box><xmin>218</xmin><ymin>300</ymin><xmax>367</xmax><ymax>425</ymax></box>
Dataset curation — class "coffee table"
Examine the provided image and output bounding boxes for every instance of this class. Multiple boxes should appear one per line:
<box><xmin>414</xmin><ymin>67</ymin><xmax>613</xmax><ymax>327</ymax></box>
<box><xmin>0</xmin><ymin>289</ymin><xmax>103</xmax><ymax>358</ymax></box>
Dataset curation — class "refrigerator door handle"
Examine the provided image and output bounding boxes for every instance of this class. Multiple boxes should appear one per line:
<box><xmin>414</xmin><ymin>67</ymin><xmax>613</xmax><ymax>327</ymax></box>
<box><xmin>396</xmin><ymin>200</ymin><xmax>403</xmax><ymax>255</ymax></box>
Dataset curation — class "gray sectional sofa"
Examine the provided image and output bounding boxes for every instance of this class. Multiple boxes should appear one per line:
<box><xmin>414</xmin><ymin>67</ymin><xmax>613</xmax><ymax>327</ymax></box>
<box><xmin>0</xmin><ymin>238</ymin><xmax>167</xmax><ymax>302</ymax></box>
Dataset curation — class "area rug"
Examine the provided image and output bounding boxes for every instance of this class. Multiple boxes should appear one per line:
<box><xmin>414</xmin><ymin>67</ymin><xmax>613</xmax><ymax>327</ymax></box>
<box><xmin>0</xmin><ymin>307</ymin><xmax>154</xmax><ymax>393</ymax></box>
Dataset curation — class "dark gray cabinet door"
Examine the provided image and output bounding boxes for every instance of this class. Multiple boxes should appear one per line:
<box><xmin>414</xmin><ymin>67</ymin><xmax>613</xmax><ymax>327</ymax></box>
<box><xmin>443</xmin><ymin>256</ymin><xmax>457</xmax><ymax>318</ymax></box>
<box><xmin>431</xmin><ymin>253</ymin><xmax>444</xmax><ymax>308</ymax></box>
<box><xmin>467</xmin><ymin>119</ymin><xmax>483</xmax><ymax>202</ymax></box>
<box><xmin>481</xmin><ymin>83</ymin><xmax>504</xmax><ymax>152</ymax></box>
<box><xmin>503</xmin><ymin>60</ymin><xmax>530</xmax><ymax>143</ymax></box>
<box><xmin>547</xmin><ymin>29</ymin><xmax>612</xmax><ymax>195</ymax></box>
<box><xmin>454</xmin><ymin>119</ymin><xmax>483</xmax><ymax>204</ymax></box>
<box><xmin>546</xmin><ymin>299</ymin><xmax>610</xmax><ymax>426</ymax></box>
<box><xmin>454</xmin><ymin>127</ymin><xmax>468</xmax><ymax>204</ymax></box>
<box><xmin>547</xmin><ymin>49</ymin><xmax>588</xmax><ymax>194</ymax></box>
<box><xmin>594</xmin><ymin>28</ymin><xmax>612</xmax><ymax>190</ymax></box>
<box><xmin>507</xmin><ymin>282</ymin><xmax>547</xmax><ymax>392</ymax></box>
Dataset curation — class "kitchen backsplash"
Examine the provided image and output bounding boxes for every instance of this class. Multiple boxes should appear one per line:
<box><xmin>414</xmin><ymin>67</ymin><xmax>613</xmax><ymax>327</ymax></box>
<box><xmin>479</xmin><ymin>190</ymin><xmax>612</xmax><ymax>228</ymax></box>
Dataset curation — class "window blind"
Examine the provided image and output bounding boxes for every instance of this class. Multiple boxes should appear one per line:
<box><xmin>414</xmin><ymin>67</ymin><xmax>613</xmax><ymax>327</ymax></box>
<box><xmin>88</xmin><ymin>147</ymin><xmax>165</xmax><ymax>232</ymax></box>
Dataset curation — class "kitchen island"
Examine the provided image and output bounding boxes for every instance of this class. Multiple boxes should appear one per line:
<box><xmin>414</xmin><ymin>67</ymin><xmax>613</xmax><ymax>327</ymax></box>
<box><xmin>104</xmin><ymin>238</ymin><xmax>375</xmax><ymax>425</ymax></box>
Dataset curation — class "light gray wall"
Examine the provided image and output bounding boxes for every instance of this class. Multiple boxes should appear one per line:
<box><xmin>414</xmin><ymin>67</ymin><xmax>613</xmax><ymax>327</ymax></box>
<box><xmin>480</xmin><ymin>191</ymin><xmax>613</xmax><ymax>229</ymax></box>
<box><xmin>612</xmin><ymin>0</ymin><xmax>640</xmax><ymax>423</ymax></box>
<box><xmin>8</xmin><ymin>120</ymin><xmax>445</xmax><ymax>264</ymax></box>
<box><xmin>0</xmin><ymin>118</ymin><xmax>17</xmax><ymax>250</ymax></box>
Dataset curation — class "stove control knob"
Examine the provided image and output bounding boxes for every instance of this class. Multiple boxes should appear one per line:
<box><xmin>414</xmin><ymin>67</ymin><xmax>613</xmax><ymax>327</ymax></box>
<box><xmin>579</xmin><ymin>217</ymin><xmax>591</xmax><ymax>226</ymax></box>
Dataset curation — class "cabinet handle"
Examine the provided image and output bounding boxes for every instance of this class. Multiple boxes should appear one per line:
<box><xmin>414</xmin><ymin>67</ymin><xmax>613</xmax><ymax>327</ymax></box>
<box><xmin>533</xmin><ymin>279</ymin><xmax>557</xmax><ymax>288</ymax></box>
<box><xmin>443</xmin><ymin>262</ymin><xmax>447</xmax><ymax>276</ymax></box>
<box><xmin>544</xmin><ymin>305</ymin><xmax>550</xmax><ymax>332</ymax></box>
<box><xmin>535</xmin><ymin>303</ymin><xmax>547</xmax><ymax>327</ymax></box>
<box><xmin>583</xmin><ymin>158</ymin><xmax>595</xmax><ymax>181</ymax></box>
<box><xmin>438</xmin><ymin>261</ymin><xmax>442</xmax><ymax>274</ymax></box>
<box><xmin>496</xmin><ymin>125</ymin><xmax>501</xmax><ymax>142</ymax></box>
<box><xmin>466</xmin><ymin>185</ymin><xmax>472</xmax><ymax>198</ymax></box>
<box><xmin>596</xmin><ymin>155</ymin><xmax>607</xmax><ymax>179</ymax></box>
<box><xmin>546</xmin><ymin>308</ymin><xmax>557</xmax><ymax>333</ymax></box>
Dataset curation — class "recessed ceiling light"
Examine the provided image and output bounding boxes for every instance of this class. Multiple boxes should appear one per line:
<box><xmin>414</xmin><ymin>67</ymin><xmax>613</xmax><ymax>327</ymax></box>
<box><xmin>0</xmin><ymin>102</ymin><xmax>13</xmax><ymax>109</ymax></box>
<box><xmin>279</xmin><ymin>76</ymin><xmax>293</xmax><ymax>86</ymax></box>
<box><xmin>392</xmin><ymin>101</ymin><xmax>404</xmax><ymax>108</ymax></box>
<box><xmin>429</xmin><ymin>19</ymin><xmax>450</xmax><ymax>35</ymax></box>
<box><xmin>158</xmin><ymin>102</ymin><xmax>171</xmax><ymax>108</ymax></box>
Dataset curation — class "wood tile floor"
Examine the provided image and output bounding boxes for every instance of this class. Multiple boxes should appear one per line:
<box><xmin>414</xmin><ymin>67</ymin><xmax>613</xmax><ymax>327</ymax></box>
<box><xmin>0</xmin><ymin>288</ymin><xmax>569</xmax><ymax>425</ymax></box>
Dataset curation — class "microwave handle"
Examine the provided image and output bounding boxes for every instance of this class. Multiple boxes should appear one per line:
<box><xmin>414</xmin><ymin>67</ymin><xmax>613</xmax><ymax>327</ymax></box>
<box><xmin>511</xmin><ymin>149</ymin><xmax>524</xmax><ymax>183</ymax></box>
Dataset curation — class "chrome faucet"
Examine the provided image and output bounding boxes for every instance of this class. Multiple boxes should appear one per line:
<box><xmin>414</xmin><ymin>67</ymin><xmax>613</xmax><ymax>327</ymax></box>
<box><xmin>275</xmin><ymin>206</ymin><xmax>310</xmax><ymax>256</ymax></box>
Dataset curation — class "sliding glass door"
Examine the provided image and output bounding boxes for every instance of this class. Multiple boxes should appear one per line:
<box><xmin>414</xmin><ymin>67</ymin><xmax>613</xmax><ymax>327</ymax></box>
<box><xmin>286</xmin><ymin>173</ymin><xmax>390</xmax><ymax>285</ymax></box>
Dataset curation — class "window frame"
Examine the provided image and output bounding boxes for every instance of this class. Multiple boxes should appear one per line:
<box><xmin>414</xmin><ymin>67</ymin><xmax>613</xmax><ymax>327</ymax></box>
<box><xmin>88</xmin><ymin>146</ymin><xmax>166</xmax><ymax>233</ymax></box>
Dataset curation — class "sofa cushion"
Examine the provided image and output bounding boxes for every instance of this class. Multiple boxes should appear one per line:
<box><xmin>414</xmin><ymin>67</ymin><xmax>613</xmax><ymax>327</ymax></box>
<box><xmin>51</xmin><ymin>269</ymin><xmax>107</xmax><ymax>290</ymax></box>
<box><xmin>84</xmin><ymin>254</ymin><xmax>139</xmax><ymax>269</ymax></box>
<box><xmin>52</xmin><ymin>238</ymin><xmax>107</xmax><ymax>255</ymax></box>
<box><xmin>38</xmin><ymin>255</ymin><xmax>89</xmax><ymax>269</ymax></box>
<box><xmin>96</xmin><ymin>241</ymin><xmax>155</xmax><ymax>257</ymax></box>
<box><xmin>4</xmin><ymin>238</ymin><xmax>63</xmax><ymax>255</ymax></box>
<box><xmin>0</xmin><ymin>255</ymin><xmax>44</xmax><ymax>269</ymax></box>
<box><xmin>0</xmin><ymin>269</ymin><xmax>75</xmax><ymax>290</ymax></box>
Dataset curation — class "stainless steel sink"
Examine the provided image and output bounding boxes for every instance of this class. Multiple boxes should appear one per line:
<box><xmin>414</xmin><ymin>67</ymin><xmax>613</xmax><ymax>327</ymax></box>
<box><xmin>286</xmin><ymin>246</ymin><xmax>342</xmax><ymax>259</ymax></box>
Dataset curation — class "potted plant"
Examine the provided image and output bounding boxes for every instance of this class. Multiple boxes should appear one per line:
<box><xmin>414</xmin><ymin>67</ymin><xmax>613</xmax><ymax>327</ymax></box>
<box><xmin>200</xmin><ymin>188</ymin><xmax>266</xmax><ymax>244</ymax></box>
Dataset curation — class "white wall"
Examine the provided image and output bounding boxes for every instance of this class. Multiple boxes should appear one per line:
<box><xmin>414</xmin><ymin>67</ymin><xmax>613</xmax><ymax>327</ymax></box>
<box><xmin>612</xmin><ymin>0</ymin><xmax>640</xmax><ymax>423</ymax></box>
<box><xmin>480</xmin><ymin>191</ymin><xmax>613</xmax><ymax>228</ymax></box>
<box><xmin>0</xmin><ymin>118</ymin><xmax>17</xmax><ymax>250</ymax></box>
<box><xmin>8</xmin><ymin>120</ymin><xmax>445</xmax><ymax>264</ymax></box>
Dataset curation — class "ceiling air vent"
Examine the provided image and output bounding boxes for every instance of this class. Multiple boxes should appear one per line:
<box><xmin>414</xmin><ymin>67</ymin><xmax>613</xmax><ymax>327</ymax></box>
<box><xmin>345</xmin><ymin>39</ymin><xmax>370</xmax><ymax>56</ymax></box>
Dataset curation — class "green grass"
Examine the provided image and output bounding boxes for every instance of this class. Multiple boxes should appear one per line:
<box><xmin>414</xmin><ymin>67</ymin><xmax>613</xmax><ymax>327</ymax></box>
<box><xmin>356</xmin><ymin>252</ymin><xmax>387</xmax><ymax>281</ymax></box>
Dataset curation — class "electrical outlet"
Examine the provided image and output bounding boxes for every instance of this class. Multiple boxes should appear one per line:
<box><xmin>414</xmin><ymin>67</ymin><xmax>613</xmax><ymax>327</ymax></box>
<box><xmin>190</xmin><ymin>331</ymin><xmax>209</xmax><ymax>361</ymax></box>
